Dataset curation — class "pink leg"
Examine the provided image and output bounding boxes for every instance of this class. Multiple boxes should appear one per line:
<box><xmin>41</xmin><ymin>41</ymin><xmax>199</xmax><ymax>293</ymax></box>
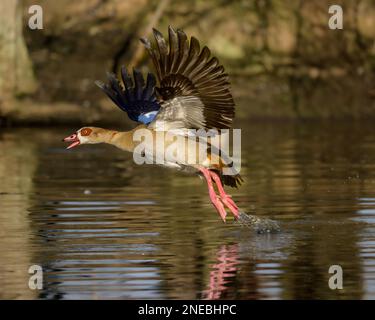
<box><xmin>209</xmin><ymin>171</ymin><xmax>238</xmax><ymax>210</ymax></box>
<box><xmin>198</xmin><ymin>168</ymin><xmax>228</xmax><ymax>222</ymax></box>
<box><xmin>209</xmin><ymin>171</ymin><xmax>239</xmax><ymax>219</ymax></box>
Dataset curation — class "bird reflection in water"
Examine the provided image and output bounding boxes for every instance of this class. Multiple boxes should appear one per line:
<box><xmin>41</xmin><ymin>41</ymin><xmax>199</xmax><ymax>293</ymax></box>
<box><xmin>202</xmin><ymin>244</ymin><xmax>239</xmax><ymax>300</ymax></box>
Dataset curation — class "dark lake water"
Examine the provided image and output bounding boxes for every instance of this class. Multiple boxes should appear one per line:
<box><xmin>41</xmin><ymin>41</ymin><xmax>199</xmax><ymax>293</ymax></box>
<box><xmin>0</xmin><ymin>121</ymin><xmax>375</xmax><ymax>299</ymax></box>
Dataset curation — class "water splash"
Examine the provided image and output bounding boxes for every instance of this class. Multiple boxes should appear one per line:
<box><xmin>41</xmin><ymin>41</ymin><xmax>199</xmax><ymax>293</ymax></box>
<box><xmin>236</xmin><ymin>211</ymin><xmax>280</xmax><ymax>234</ymax></box>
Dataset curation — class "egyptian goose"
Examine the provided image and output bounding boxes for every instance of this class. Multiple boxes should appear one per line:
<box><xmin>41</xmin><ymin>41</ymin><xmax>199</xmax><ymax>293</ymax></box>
<box><xmin>63</xmin><ymin>26</ymin><xmax>242</xmax><ymax>222</ymax></box>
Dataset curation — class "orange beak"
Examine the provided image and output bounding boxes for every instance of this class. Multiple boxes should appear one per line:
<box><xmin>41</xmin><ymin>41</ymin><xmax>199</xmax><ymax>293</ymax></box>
<box><xmin>63</xmin><ymin>133</ymin><xmax>80</xmax><ymax>149</ymax></box>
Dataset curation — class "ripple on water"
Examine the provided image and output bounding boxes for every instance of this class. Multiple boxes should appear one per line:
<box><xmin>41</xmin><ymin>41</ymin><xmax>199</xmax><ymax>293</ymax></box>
<box><xmin>0</xmin><ymin>124</ymin><xmax>375</xmax><ymax>299</ymax></box>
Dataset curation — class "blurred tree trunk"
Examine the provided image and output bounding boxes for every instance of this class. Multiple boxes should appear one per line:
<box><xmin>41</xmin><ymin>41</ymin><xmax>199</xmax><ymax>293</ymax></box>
<box><xmin>0</xmin><ymin>0</ymin><xmax>37</xmax><ymax>108</ymax></box>
<box><xmin>128</xmin><ymin>0</ymin><xmax>170</xmax><ymax>68</ymax></box>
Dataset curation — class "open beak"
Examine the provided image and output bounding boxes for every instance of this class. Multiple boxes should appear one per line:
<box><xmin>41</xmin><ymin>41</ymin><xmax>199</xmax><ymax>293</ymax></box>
<box><xmin>63</xmin><ymin>133</ymin><xmax>80</xmax><ymax>149</ymax></box>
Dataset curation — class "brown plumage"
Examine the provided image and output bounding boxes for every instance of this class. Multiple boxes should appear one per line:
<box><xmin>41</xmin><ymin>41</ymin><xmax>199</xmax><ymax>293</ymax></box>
<box><xmin>141</xmin><ymin>26</ymin><xmax>235</xmax><ymax>129</ymax></box>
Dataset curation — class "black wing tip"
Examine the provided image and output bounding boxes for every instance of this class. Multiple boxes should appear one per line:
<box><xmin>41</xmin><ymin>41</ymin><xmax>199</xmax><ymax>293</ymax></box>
<box><xmin>117</xmin><ymin>65</ymin><xmax>153</xmax><ymax>88</ymax></box>
<box><xmin>95</xmin><ymin>68</ymin><xmax>160</xmax><ymax>123</ymax></box>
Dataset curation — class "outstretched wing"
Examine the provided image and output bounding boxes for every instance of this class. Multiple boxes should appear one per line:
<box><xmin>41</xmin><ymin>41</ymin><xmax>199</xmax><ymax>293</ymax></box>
<box><xmin>95</xmin><ymin>67</ymin><xmax>160</xmax><ymax>124</ymax></box>
<box><xmin>141</xmin><ymin>26</ymin><xmax>235</xmax><ymax>131</ymax></box>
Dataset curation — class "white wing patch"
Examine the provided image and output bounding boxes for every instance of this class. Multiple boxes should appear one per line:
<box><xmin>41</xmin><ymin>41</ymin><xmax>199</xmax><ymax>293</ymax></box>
<box><xmin>147</xmin><ymin>96</ymin><xmax>206</xmax><ymax>133</ymax></box>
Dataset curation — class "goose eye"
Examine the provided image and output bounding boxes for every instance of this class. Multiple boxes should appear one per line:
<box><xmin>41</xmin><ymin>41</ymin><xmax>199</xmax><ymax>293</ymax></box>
<box><xmin>81</xmin><ymin>128</ymin><xmax>92</xmax><ymax>136</ymax></box>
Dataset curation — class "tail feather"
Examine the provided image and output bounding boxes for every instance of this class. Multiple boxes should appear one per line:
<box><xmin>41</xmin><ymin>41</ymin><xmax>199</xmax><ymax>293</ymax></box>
<box><xmin>210</xmin><ymin>169</ymin><xmax>243</xmax><ymax>188</ymax></box>
<box><xmin>221</xmin><ymin>173</ymin><xmax>243</xmax><ymax>188</ymax></box>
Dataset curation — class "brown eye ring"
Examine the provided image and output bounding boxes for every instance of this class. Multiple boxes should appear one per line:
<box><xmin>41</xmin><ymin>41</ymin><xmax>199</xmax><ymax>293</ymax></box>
<box><xmin>81</xmin><ymin>128</ymin><xmax>92</xmax><ymax>136</ymax></box>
